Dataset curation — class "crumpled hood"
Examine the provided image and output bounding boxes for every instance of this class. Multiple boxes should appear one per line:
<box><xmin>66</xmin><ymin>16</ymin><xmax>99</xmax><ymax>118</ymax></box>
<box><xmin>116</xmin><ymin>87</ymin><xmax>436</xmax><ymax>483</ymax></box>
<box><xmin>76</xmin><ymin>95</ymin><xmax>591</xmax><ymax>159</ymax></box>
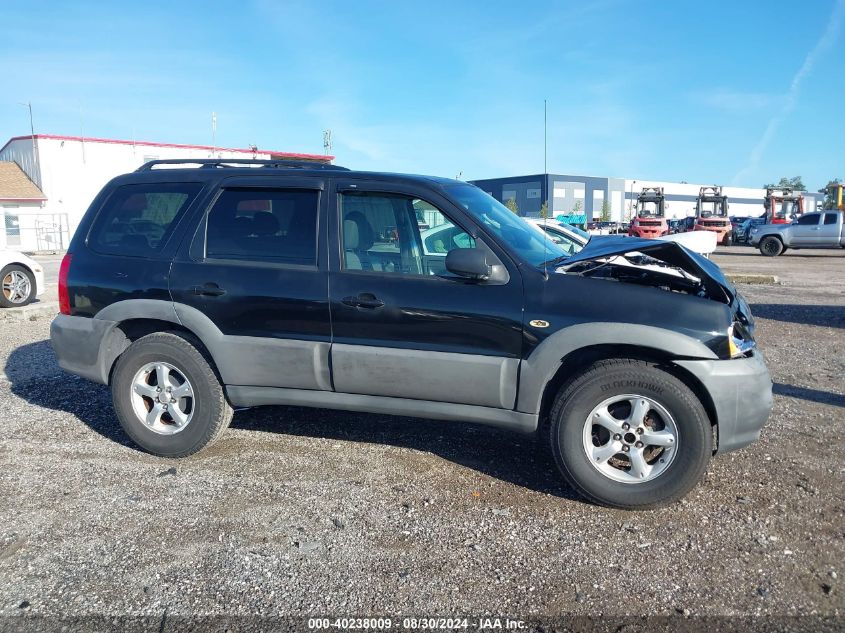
<box><xmin>559</xmin><ymin>236</ymin><xmax>735</xmax><ymax>303</ymax></box>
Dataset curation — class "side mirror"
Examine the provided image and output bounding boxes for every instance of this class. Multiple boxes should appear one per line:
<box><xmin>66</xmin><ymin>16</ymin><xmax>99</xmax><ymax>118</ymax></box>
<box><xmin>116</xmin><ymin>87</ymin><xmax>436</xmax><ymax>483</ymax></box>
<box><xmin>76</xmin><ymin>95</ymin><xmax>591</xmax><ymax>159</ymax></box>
<box><xmin>445</xmin><ymin>248</ymin><xmax>491</xmax><ymax>280</ymax></box>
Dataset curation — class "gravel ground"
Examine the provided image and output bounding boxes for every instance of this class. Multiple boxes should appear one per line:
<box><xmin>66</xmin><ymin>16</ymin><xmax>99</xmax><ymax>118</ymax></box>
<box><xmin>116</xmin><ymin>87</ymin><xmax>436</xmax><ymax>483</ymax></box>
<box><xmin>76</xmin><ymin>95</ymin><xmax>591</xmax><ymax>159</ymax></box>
<box><xmin>0</xmin><ymin>247</ymin><xmax>842</xmax><ymax>629</ymax></box>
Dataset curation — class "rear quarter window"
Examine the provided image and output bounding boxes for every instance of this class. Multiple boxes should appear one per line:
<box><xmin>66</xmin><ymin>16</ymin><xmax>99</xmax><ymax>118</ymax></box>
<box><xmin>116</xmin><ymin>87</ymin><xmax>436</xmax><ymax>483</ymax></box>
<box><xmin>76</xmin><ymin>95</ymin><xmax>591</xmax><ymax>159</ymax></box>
<box><xmin>88</xmin><ymin>183</ymin><xmax>202</xmax><ymax>257</ymax></box>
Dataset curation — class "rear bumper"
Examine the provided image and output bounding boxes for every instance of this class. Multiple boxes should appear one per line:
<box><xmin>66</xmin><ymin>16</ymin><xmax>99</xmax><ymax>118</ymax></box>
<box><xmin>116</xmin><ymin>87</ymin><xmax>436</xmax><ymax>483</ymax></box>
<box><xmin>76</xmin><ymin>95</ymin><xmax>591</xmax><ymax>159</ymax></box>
<box><xmin>674</xmin><ymin>351</ymin><xmax>773</xmax><ymax>453</ymax></box>
<box><xmin>50</xmin><ymin>314</ymin><xmax>123</xmax><ymax>384</ymax></box>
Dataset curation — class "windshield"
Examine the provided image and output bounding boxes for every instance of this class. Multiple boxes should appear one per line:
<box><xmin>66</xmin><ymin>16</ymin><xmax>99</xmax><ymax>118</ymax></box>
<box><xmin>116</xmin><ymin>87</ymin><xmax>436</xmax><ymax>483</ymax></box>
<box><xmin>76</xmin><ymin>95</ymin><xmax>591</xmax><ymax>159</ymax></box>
<box><xmin>698</xmin><ymin>199</ymin><xmax>727</xmax><ymax>218</ymax></box>
<box><xmin>448</xmin><ymin>184</ymin><xmax>572</xmax><ymax>266</ymax></box>
<box><xmin>565</xmin><ymin>223</ymin><xmax>590</xmax><ymax>240</ymax></box>
<box><xmin>777</xmin><ymin>200</ymin><xmax>797</xmax><ymax>219</ymax></box>
<box><xmin>539</xmin><ymin>224</ymin><xmax>586</xmax><ymax>256</ymax></box>
<box><xmin>637</xmin><ymin>201</ymin><xmax>662</xmax><ymax>216</ymax></box>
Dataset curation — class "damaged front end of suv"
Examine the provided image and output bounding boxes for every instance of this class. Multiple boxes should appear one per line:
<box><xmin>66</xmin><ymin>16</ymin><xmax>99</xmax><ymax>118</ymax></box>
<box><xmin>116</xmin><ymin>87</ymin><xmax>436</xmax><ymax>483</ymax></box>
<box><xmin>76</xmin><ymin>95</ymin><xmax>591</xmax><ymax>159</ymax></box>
<box><xmin>539</xmin><ymin>236</ymin><xmax>757</xmax><ymax>362</ymax></box>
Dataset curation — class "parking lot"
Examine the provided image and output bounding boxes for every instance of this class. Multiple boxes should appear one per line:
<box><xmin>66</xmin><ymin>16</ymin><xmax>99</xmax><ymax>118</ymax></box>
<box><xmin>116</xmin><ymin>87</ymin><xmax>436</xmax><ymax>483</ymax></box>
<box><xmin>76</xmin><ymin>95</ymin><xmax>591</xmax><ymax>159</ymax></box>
<box><xmin>0</xmin><ymin>247</ymin><xmax>843</xmax><ymax>625</ymax></box>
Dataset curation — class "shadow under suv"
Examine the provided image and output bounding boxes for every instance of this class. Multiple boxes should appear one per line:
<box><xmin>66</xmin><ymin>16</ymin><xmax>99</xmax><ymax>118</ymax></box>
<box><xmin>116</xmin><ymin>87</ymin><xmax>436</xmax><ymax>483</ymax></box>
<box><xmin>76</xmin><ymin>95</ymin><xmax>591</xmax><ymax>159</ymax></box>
<box><xmin>50</xmin><ymin>159</ymin><xmax>773</xmax><ymax>509</ymax></box>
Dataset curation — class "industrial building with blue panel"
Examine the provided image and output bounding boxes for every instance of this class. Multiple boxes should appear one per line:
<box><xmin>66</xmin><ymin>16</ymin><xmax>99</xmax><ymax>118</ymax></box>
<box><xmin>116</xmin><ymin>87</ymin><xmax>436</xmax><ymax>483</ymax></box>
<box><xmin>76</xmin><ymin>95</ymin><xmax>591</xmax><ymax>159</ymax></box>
<box><xmin>469</xmin><ymin>174</ymin><xmax>627</xmax><ymax>221</ymax></box>
<box><xmin>469</xmin><ymin>173</ymin><xmax>824</xmax><ymax>221</ymax></box>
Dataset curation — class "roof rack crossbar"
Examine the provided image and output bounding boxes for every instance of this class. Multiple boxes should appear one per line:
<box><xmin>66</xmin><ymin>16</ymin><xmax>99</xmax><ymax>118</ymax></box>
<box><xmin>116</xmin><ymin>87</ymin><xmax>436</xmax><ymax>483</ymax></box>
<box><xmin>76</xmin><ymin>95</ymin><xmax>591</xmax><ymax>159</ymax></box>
<box><xmin>136</xmin><ymin>158</ymin><xmax>349</xmax><ymax>172</ymax></box>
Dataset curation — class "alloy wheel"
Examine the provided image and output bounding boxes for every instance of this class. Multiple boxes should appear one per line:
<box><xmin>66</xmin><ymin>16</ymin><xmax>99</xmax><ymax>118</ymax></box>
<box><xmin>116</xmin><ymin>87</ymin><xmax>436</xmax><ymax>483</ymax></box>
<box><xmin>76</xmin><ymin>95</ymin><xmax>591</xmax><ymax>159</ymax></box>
<box><xmin>582</xmin><ymin>394</ymin><xmax>679</xmax><ymax>483</ymax></box>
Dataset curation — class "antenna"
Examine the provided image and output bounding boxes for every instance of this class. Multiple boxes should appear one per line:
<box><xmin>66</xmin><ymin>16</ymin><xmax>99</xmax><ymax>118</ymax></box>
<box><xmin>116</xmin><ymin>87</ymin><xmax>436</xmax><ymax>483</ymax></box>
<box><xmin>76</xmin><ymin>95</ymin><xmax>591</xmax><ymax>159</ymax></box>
<box><xmin>323</xmin><ymin>129</ymin><xmax>332</xmax><ymax>155</ymax></box>
<box><xmin>211</xmin><ymin>112</ymin><xmax>217</xmax><ymax>158</ymax></box>
<box><xmin>543</xmin><ymin>98</ymin><xmax>549</xmax><ymax>279</ymax></box>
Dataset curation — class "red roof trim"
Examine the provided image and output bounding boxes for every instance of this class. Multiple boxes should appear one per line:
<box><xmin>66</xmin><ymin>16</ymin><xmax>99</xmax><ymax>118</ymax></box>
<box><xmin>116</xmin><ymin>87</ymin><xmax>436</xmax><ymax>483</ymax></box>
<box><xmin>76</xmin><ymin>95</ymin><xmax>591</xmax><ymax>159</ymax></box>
<box><xmin>2</xmin><ymin>134</ymin><xmax>334</xmax><ymax>162</ymax></box>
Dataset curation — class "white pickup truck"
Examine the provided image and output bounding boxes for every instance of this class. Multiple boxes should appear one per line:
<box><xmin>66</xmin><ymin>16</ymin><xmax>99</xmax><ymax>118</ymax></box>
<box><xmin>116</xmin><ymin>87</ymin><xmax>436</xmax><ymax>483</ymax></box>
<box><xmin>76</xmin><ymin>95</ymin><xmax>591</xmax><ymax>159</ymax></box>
<box><xmin>749</xmin><ymin>211</ymin><xmax>845</xmax><ymax>256</ymax></box>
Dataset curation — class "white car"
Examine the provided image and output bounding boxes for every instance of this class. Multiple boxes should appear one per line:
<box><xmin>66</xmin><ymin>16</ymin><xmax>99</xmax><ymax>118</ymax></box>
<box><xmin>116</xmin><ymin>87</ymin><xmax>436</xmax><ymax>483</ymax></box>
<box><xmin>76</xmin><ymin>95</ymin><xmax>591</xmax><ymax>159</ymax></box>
<box><xmin>525</xmin><ymin>218</ymin><xmax>717</xmax><ymax>257</ymax></box>
<box><xmin>0</xmin><ymin>250</ymin><xmax>45</xmax><ymax>307</ymax></box>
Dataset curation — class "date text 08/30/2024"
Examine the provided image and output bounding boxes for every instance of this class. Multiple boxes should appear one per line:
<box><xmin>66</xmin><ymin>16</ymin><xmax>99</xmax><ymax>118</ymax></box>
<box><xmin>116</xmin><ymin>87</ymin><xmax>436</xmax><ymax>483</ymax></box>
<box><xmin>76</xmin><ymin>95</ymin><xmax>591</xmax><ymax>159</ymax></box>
<box><xmin>308</xmin><ymin>618</ymin><xmax>527</xmax><ymax>630</ymax></box>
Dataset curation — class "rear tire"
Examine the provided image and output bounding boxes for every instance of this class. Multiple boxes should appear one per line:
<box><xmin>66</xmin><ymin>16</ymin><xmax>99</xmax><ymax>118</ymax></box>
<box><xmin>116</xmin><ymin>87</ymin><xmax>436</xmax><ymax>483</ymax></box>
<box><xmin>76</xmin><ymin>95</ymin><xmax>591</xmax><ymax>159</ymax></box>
<box><xmin>0</xmin><ymin>264</ymin><xmax>36</xmax><ymax>308</ymax></box>
<box><xmin>759</xmin><ymin>236</ymin><xmax>783</xmax><ymax>257</ymax></box>
<box><xmin>548</xmin><ymin>359</ymin><xmax>712</xmax><ymax>510</ymax></box>
<box><xmin>111</xmin><ymin>332</ymin><xmax>232</xmax><ymax>457</ymax></box>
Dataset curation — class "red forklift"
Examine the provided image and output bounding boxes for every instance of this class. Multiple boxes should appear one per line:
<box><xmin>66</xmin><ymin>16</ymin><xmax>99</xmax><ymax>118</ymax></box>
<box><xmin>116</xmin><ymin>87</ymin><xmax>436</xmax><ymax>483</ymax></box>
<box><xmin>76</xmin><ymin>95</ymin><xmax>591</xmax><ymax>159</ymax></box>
<box><xmin>628</xmin><ymin>187</ymin><xmax>669</xmax><ymax>238</ymax></box>
<box><xmin>693</xmin><ymin>186</ymin><xmax>732</xmax><ymax>245</ymax></box>
<box><xmin>763</xmin><ymin>186</ymin><xmax>804</xmax><ymax>224</ymax></box>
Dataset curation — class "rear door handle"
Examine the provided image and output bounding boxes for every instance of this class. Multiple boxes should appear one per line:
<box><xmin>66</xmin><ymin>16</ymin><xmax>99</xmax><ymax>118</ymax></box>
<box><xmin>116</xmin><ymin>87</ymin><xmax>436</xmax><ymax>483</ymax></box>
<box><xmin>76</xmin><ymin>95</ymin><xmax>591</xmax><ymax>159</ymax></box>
<box><xmin>342</xmin><ymin>293</ymin><xmax>384</xmax><ymax>309</ymax></box>
<box><xmin>192</xmin><ymin>283</ymin><xmax>226</xmax><ymax>297</ymax></box>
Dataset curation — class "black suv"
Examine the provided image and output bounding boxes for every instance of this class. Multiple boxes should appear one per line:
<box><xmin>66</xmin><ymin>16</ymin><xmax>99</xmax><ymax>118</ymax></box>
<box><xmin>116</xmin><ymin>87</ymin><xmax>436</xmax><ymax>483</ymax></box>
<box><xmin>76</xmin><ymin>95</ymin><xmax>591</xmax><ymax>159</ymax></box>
<box><xmin>51</xmin><ymin>159</ymin><xmax>772</xmax><ymax>509</ymax></box>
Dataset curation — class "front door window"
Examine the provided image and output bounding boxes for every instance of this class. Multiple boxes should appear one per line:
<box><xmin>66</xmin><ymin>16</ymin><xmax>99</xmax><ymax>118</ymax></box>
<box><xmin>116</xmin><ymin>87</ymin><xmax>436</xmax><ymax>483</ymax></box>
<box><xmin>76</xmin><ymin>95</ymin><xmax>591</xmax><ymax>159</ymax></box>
<box><xmin>339</xmin><ymin>191</ymin><xmax>474</xmax><ymax>276</ymax></box>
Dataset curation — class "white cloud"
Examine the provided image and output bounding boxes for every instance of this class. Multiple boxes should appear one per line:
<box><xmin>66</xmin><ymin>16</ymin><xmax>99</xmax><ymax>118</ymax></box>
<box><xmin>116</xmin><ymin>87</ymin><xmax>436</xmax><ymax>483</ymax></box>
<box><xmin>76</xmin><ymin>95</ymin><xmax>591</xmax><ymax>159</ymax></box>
<box><xmin>698</xmin><ymin>89</ymin><xmax>780</xmax><ymax>112</ymax></box>
<box><xmin>733</xmin><ymin>0</ymin><xmax>845</xmax><ymax>184</ymax></box>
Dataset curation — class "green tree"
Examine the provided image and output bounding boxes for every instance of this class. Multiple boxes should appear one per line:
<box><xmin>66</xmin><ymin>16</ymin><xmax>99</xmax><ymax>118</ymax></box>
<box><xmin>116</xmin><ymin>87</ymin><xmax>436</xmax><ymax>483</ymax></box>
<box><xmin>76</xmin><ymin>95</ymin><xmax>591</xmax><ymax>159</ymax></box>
<box><xmin>764</xmin><ymin>176</ymin><xmax>805</xmax><ymax>191</ymax></box>
<box><xmin>538</xmin><ymin>200</ymin><xmax>549</xmax><ymax>219</ymax></box>
<box><xmin>820</xmin><ymin>179</ymin><xmax>842</xmax><ymax>209</ymax></box>
<box><xmin>571</xmin><ymin>200</ymin><xmax>584</xmax><ymax>229</ymax></box>
<box><xmin>600</xmin><ymin>199</ymin><xmax>611</xmax><ymax>222</ymax></box>
<box><xmin>505</xmin><ymin>197</ymin><xmax>519</xmax><ymax>215</ymax></box>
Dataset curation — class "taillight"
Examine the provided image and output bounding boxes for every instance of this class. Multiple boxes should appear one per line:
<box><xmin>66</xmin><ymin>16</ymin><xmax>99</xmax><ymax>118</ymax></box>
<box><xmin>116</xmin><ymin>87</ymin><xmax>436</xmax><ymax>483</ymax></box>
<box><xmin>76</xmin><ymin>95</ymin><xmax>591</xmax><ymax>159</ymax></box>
<box><xmin>58</xmin><ymin>253</ymin><xmax>73</xmax><ymax>315</ymax></box>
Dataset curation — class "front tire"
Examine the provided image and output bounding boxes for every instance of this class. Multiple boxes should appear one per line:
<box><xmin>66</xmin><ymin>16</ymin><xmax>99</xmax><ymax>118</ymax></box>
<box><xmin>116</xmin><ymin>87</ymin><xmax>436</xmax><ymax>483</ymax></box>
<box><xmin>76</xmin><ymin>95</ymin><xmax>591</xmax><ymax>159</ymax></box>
<box><xmin>0</xmin><ymin>265</ymin><xmax>36</xmax><ymax>308</ymax></box>
<box><xmin>759</xmin><ymin>236</ymin><xmax>783</xmax><ymax>257</ymax></box>
<box><xmin>548</xmin><ymin>359</ymin><xmax>712</xmax><ymax>510</ymax></box>
<box><xmin>111</xmin><ymin>332</ymin><xmax>232</xmax><ymax>457</ymax></box>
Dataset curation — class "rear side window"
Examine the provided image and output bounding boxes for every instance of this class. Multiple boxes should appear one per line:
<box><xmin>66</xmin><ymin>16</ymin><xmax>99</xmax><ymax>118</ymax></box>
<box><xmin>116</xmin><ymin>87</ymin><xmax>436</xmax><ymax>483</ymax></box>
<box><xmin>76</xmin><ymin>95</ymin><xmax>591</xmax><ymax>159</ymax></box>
<box><xmin>823</xmin><ymin>213</ymin><xmax>838</xmax><ymax>225</ymax></box>
<box><xmin>89</xmin><ymin>183</ymin><xmax>202</xmax><ymax>257</ymax></box>
<box><xmin>205</xmin><ymin>188</ymin><xmax>319</xmax><ymax>265</ymax></box>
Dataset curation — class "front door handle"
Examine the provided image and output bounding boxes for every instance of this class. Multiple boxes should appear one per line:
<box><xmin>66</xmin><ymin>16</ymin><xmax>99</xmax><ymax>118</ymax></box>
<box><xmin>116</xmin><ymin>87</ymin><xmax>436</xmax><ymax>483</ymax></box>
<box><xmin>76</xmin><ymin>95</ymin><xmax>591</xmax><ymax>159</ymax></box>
<box><xmin>192</xmin><ymin>283</ymin><xmax>226</xmax><ymax>297</ymax></box>
<box><xmin>342</xmin><ymin>293</ymin><xmax>384</xmax><ymax>309</ymax></box>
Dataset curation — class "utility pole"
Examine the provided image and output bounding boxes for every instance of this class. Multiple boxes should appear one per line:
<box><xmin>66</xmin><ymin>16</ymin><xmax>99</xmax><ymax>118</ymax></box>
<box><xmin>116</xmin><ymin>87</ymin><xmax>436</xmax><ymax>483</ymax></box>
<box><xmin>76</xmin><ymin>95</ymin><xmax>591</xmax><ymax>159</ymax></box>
<box><xmin>629</xmin><ymin>180</ymin><xmax>637</xmax><ymax>220</ymax></box>
<box><xmin>18</xmin><ymin>101</ymin><xmax>41</xmax><ymax>188</ymax></box>
<box><xmin>544</xmin><ymin>99</ymin><xmax>549</xmax><ymax>219</ymax></box>
<box><xmin>543</xmin><ymin>99</ymin><xmax>547</xmax><ymax>174</ymax></box>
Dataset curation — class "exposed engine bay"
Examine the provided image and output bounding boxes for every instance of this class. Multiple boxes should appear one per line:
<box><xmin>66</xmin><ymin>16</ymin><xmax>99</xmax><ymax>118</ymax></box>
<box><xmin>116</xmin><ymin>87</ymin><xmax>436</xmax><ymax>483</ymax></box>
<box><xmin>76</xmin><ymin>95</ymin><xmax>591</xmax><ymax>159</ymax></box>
<box><xmin>564</xmin><ymin>254</ymin><xmax>707</xmax><ymax>297</ymax></box>
<box><xmin>555</xmin><ymin>237</ymin><xmax>734</xmax><ymax>304</ymax></box>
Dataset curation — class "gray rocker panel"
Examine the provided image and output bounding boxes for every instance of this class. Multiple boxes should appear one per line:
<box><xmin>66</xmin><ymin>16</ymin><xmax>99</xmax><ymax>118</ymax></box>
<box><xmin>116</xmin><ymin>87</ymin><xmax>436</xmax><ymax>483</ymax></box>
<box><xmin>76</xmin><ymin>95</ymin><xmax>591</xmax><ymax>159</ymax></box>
<box><xmin>330</xmin><ymin>343</ymin><xmax>519</xmax><ymax>409</ymax></box>
<box><xmin>226</xmin><ymin>386</ymin><xmax>538</xmax><ymax>433</ymax></box>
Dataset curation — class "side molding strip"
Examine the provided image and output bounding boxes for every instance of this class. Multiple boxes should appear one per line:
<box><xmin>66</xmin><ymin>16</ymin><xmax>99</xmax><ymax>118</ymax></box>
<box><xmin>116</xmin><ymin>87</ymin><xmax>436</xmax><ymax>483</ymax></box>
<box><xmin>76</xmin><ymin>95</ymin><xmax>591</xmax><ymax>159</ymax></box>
<box><xmin>226</xmin><ymin>386</ymin><xmax>538</xmax><ymax>433</ymax></box>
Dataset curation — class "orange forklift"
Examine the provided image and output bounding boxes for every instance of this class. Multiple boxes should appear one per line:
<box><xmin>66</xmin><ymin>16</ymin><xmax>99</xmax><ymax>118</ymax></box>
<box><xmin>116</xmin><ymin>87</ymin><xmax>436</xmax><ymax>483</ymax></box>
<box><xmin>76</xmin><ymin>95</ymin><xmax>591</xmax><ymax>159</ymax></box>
<box><xmin>628</xmin><ymin>187</ymin><xmax>669</xmax><ymax>238</ymax></box>
<box><xmin>693</xmin><ymin>186</ymin><xmax>732</xmax><ymax>245</ymax></box>
<box><xmin>763</xmin><ymin>186</ymin><xmax>804</xmax><ymax>224</ymax></box>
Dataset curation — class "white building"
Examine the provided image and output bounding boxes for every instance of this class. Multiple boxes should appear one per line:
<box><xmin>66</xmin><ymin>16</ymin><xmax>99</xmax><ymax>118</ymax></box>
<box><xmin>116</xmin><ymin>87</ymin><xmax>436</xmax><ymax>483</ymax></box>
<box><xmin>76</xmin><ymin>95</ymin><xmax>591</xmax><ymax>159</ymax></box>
<box><xmin>623</xmin><ymin>179</ymin><xmax>822</xmax><ymax>220</ymax></box>
<box><xmin>0</xmin><ymin>134</ymin><xmax>333</xmax><ymax>251</ymax></box>
<box><xmin>470</xmin><ymin>173</ymin><xmax>823</xmax><ymax>222</ymax></box>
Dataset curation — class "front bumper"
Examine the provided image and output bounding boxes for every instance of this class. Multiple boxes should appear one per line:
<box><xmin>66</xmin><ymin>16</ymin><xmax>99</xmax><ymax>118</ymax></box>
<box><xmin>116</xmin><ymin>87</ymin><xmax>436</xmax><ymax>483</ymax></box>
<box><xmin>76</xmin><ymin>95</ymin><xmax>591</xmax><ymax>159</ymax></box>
<box><xmin>694</xmin><ymin>225</ymin><xmax>730</xmax><ymax>234</ymax></box>
<box><xmin>674</xmin><ymin>351</ymin><xmax>773</xmax><ymax>453</ymax></box>
<box><xmin>34</xmin><ymin>268</ymin><xmax>45</xmax><ymax>296</ymax></box>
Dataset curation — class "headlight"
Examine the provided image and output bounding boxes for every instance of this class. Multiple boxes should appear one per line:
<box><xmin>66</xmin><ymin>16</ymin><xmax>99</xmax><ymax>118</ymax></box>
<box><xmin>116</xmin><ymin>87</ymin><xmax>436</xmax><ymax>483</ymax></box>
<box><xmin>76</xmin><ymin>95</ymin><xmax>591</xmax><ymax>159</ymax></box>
<box><xmin>750</xmin><ymin>227</ymin><xmax>759</xmax><ymax>234</ymax></box>
<box><xmin>728</xmin><ymin>322</ymin><xmax>755</xmax><ymax>358</ymax></box>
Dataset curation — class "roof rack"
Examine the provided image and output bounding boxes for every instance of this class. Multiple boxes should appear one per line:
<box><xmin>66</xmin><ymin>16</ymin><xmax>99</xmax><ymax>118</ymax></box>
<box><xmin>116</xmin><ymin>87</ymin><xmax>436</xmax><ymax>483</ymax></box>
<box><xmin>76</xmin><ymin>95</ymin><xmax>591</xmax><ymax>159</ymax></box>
<box><xmin>136</xmin><ymin>158</ymin><xmax>349</xmax><ymax>172</ymax></box>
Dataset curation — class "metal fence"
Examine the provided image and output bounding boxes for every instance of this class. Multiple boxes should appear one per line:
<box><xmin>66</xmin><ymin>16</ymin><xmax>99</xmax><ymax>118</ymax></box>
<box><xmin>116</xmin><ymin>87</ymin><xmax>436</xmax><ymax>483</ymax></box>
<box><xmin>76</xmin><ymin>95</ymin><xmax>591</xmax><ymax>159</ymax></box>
<box><xmin>2</xmin><ymin>212</ymin><xmax>69</xmax><ymax>252</ymax></box>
